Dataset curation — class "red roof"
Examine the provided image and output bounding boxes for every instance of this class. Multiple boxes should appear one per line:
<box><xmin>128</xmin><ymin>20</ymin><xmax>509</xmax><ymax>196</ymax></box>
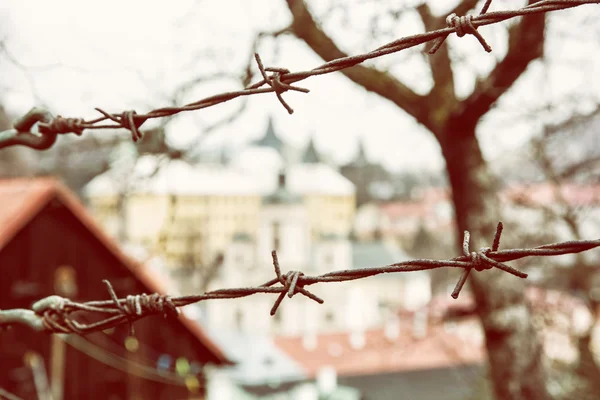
<box><xmin>0</xmin><ymin>176</ymin><xmax>231</xmax><ymax>365</ymax></box>
<box><xmin>276</xmin><ymin>285</ymin><xmax>593</xmax><ymax>378</ymax></box>
<box><xmin>426</xmin><ymin>287</ymin><xmax>591</xmax><ymax>321</ymax></box>
<box><xmin>379</xmin><ymin>202</ymin><xmax>429</xmax><ymax>219</ymax></box>
<box><xmin>379</xmin><ymin>183</ymin><xmax>600</xmax><ymax>220</ymax></box>
<box><xmin>275</xmin><ymin>324</ymin><xmax>484</xmax><ymax>378</ymax></box>
<box><xmin>378</xmin><ymin>188</ymin><xmax>451</xmax><ymax>222</ymax></box>
<box><xmin>502</xmin><ymin>183</ymin><xmax>600</xmax><ymax>207</ymax></box>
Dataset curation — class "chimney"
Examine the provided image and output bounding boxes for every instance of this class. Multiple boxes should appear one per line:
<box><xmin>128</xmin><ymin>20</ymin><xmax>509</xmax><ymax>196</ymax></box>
<box><xmin>349</xmin><ymin>330</ymin><xmax>365</xmax><ymax>350</ymax></box>
<box><xmin>302</xmin><ymin>332</ymin><xmax>317</xmax><ymax>351</ymax></box>
<box><xmin>412</xmin><ymin>309</ymin><xmax>428</xmax><ymax>339</ymax></box>
<box><xmin>384</xmin><ymin>315</ymin><xmax>400</xmax><ymax>342</ymax></box>
<box><xmin>278</xmin><ymin>170</ymin><xmax>286</xmax><ymax>188</ymax></box>
<box><xmin>317</xmin><ymin>366</ymin><xmax>337</xmax><ymax>397</ymax></box>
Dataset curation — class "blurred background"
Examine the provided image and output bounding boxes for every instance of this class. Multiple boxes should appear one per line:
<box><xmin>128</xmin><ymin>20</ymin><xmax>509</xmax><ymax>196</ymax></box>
<box><xmin>0</xmin><ymin>0</ymin><xmax>600</xmax><ymax>399</ymax></box>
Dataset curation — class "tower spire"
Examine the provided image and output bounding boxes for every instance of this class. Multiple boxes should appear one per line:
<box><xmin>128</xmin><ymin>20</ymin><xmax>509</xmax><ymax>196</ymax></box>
<box><xmin>218</xmin><ymin>145</ymin><xmax>229</xmax><ymax>165</ymax></box>
<box><xmin>301</xmin><ymin>134</ymin><xmax>320</xmax><ymax>164</ymax></box>
<box><xmin>355</xmin><ymin>137</ymin><xmax>368</xmax><ymax>165</ymax></box>
<box><xmin>253</xmin><ymin>116</ymin><xmax>284</xmax><ymax>154</ymax></box>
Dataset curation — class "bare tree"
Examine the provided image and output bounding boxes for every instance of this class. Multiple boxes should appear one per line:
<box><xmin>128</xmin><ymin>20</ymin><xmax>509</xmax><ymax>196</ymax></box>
<box><xmin>2</xmin><ymin>2</ymin><xmax>599</xmax><ymax>398</ymax></box>
<box><xmin>282</xmin><ymin>0</ymin><xmax>549</xmax><ymax>398</ymax></box>
<box><xmin>527</xmin><ymin>119</ymin><xmax>600</xmax><ymax>398</ymax></box>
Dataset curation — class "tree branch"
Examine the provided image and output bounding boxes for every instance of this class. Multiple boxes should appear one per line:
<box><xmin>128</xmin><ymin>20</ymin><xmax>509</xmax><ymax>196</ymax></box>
<box><xmin>455</xmin><ymin>0</ymin><xmax>546</xmax><ymax>129</ymax></box>
<box><xmin>416</xmin><ymin>3</ymin><xmax>459</xmax><ymax>130</ymax></box>
<box><xmin>285</xmin><ymin>0</ymin><xmax>431</xmax><ymax>129</ymax></box>
<box><xmin>449</xmin><ymin>0</ymin><xmax>485</xmax><ymax>18</ymax></box>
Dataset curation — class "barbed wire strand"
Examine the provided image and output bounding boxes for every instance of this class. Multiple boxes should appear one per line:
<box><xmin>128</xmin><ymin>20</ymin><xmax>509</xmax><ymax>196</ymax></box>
<box><xmin>1</xmin><ymin>222</ymin><xmax>599</xmax><ymax>335</ymax></box>
<box><xmin>1</xmin><ymin>0</ymin><xmax>598</xmax><ymax>150</ymax></box>
<box><xmin>0</xmin><ymin>387</ymin><xmax>24</xmax><ymax>400</ymax></box>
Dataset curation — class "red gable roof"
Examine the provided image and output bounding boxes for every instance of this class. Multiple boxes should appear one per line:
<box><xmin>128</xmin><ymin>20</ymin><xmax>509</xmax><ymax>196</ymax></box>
<box><xmin>0</xmin><ymin>176</ymin><xmax>231</xmax><ymax>365</ymax></box>
<box><xmin>427</xmin><ymin>287</ymin><xmax>592</xmax><ymax>322</ymax></box>
<box><xmin>275</xmin><ymin>324</ymin><xmax>484</xmax><ymax>378</ymax></box>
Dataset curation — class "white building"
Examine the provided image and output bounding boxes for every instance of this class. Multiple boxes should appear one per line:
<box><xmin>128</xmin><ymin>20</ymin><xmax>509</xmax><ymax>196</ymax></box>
<box><xmin>205</xmin><ymin>167</ymin><xmax>432</xmax><ymax>336</ymax></box>
<box><xmin>84</xmin><ymin>120</ymin><xmax>433</xmax><ymax>337</ymax></box>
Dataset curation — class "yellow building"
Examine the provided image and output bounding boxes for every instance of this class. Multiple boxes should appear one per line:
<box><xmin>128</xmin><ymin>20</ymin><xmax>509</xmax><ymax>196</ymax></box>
<box><xmin>287</xmin><ymin>164</ymin><xmax>355</xmax><ymax>240</ymax></box>
<box><xmin>231</xmin><ymin>149</ymin><xmax>356</xmax><ymax>239</ymax></box>
<box><xmin>84</xmin><ymin>156</ymin><xmax>262</xmax><ymax>267</ymax></box>
<box><xmin>84</xmin><ymin>132</ymin><xmax>356</xmax><ymax>271</ymax></box>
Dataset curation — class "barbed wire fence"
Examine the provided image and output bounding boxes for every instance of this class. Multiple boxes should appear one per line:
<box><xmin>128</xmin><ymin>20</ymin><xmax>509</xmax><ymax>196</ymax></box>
<box><xmin>1</xmin><ymin>222</ymin><xmax>599</xmax><ymax>335</ymax></box>
<box><xmin>0</xmin><ymin>4</ymin><xmax>598</xmax><ymax>400</ymax></box>
<box><xmin>0</xmin><ymin>0</ymin><xmax>599</xmax><ymax>150</ymax></box>
<box><xmin>0</xmin><ymin>0</ymin><xmax>598</xmax><ymax>336</ymax></box>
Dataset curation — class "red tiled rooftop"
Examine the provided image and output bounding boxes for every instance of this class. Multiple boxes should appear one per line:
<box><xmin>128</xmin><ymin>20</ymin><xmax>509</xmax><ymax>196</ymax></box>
<box><xmin>276</xmin><ymin>285</ymin><xmax>595</xmax><ymax>378</ymax></box>
<box><xmin>425</xmin><ymin>286</ymin><xmax>591</xmax><ymax>322</ymax></box>
<box><xmin>379</xmin><ymin>202</ymin><xmax>430</xmax><ymax>219</ymax></box>
<box><xmin>379</xmin><ymin>183</ymin><xmax>600</xmax><ymax>221</ymax></box>
<box><xmin>275</xmin><ymin>323</ymin><xmax>484</xmax><ymax>378</ymax></box>
<box><xmin>502</xmin><ymin>183</ymin><xmax>600</xmax><ymax>207</ymax></box>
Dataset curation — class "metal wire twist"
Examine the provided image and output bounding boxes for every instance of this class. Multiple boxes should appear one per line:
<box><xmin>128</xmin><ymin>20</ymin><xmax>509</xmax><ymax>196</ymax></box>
<box><xmin>1</xmin><ymin>222</ymin><xmax>599</xmax><ymax>335</ymax></box>
<box><xmin>1</xmin><ymin>0</ymin><xmax>597</xmax><ymax>150</ymax></box>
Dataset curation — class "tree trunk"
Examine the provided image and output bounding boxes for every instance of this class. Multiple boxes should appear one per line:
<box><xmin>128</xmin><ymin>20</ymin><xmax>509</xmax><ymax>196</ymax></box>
<box><xmin>438</xmin><ymin>118</ymin><xmax>550</xmax><ymax>400</ymax></box>
<box><xmin>576</xmin><ymin>330</ymin><xmax>600</xmax><ymax>397</ymax></box>
<box><xmin>573</xmin><ymin>298</ymin><xmax>600</xmax><ymax>398</ymax></box>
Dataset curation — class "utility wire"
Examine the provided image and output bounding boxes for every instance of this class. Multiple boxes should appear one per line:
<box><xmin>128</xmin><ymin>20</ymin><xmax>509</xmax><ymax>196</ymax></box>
<box><xmin>0</xmin><ymin>388</ymin><xmax>24</xmax><ymax>400</ymax></box>
<box><xmin>60</xmin><ymin>334</ymin><xmax>189</xmax><ymax>387</ymax></box>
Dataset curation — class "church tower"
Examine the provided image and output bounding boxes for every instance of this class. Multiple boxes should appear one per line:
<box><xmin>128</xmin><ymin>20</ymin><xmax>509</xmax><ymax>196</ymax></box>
<box><xmin>301</xmin><ymin>135</ymin><xmax>321</xmax><ymax>164</ymax></box>
<box><xmin>257</xmin><ymin>168</ymin><xmax>313</xmax><ymax>334</ymax></box>
<box><xmin>258</xmin><ymin>169</ymin><xmax>310</xmax><ymax>269</ymax></box>
<box><xmin>339</xmin><ymin>136</ymin><xmax>390</xmax><ymax>206</ymax></box>
<box><xmin>252</xmin><ymin>116</ymin><xmax>285</xmax><ymax>156</ymax></box>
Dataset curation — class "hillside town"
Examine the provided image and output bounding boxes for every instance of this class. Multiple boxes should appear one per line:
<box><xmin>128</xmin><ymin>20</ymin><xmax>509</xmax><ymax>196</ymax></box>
<box><xmin>44</xmin><ymin>115</ymin><xmax>597</xmax><ymax>399</ymax></box>
<box><xmin>3</xmin><ymin>0</ymin><xmax>600</xmax><ymax>398</ymax></box>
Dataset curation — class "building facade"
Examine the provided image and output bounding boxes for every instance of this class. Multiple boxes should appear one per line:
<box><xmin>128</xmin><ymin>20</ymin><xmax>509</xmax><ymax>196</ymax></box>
<box><xmin>83</xmin><ymin>120</ymin><xmax>434</xmax><ymax>337</ymax></box>
<box><xmin>205</xmin><ymin>168</ymin><xmax>431</xmax><ymax>336</ymax></box>
<box><xmin>85</xmin><ymin>119</ymin><xmax>357</xmax><ymax>274</ymax></box>
<box><xmin>84</xmin><ymin>157</ymin><xmax>262</xmax><ymax>268</ymax></box>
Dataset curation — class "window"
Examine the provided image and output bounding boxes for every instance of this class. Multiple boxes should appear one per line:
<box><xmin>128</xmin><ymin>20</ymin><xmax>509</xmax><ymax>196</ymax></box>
<box><xmin>325</xmin><ymin>310</ymin><xmax>334</xmax><ymax>324</ymax></box>
<box><xmin>272</xmin><ymin>221</ymin><xmax>281</xmax><ymax>251</ymax></box>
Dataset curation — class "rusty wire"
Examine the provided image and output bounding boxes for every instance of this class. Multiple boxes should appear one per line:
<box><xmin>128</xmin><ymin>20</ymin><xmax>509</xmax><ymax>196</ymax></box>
<box><xmin>1</xmin><ymin>222</ymin><xmax>599</xmax><ymax>335</ymax></box>
<box><xmin>1</xmin><ymin>0</ymin><xmax>598</xmax><ymax>150</ymax></box>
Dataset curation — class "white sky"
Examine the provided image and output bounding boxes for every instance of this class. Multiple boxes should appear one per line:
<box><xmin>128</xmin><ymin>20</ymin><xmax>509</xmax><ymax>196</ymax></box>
<box><xmin>1</xmin><ymin>0</ymin><xmax>599</xmax><ymax>173</ymax></box>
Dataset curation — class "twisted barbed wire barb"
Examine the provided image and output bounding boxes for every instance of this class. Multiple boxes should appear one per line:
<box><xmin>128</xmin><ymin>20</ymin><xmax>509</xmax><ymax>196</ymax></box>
<box><xmin>429</xmin><ymin>0</ymin><xmax>494</xmax><ymax>54</ymax></box>
<box><xmin>1</xmin><ymin>0</ymin><xmax>598</xmax><ymax>150</ymax></box>
<box><xmin>1</xmin><ymin>222</ymin><xmax>599</xmax><ymax>335</ymax></box>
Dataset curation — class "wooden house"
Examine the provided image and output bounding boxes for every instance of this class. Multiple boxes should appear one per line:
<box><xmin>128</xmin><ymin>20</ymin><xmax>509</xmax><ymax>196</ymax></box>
<box><xmin>0</xmin><ymin>177</ymin><xmax>231</xmax><ymax>400</ymax></box>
